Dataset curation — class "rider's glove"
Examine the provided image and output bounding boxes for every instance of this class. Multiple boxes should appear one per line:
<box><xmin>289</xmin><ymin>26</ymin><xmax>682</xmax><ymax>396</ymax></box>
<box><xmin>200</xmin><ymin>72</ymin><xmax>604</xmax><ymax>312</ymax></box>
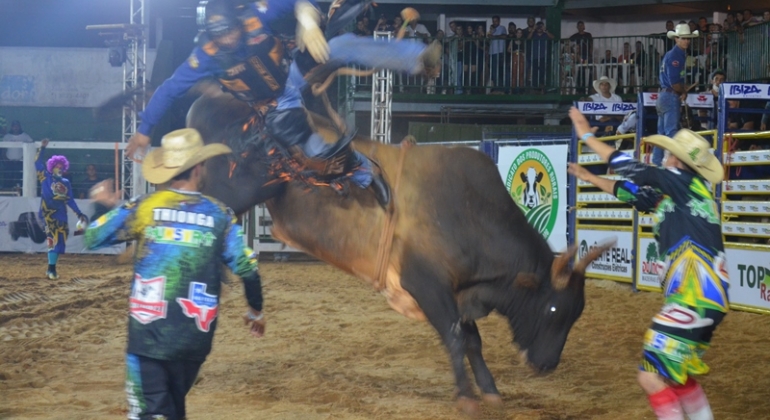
<box><xmin>295</xmin><ymin>0</ymin><xmax>329</xmax><ymax>64</ymax></box>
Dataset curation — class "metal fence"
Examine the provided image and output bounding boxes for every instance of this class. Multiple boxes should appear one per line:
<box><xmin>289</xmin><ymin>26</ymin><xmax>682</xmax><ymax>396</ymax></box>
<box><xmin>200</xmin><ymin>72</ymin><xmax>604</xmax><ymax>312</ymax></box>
<box><xmin>346</xmin><ymin>23</ymin><xmax>769</xmax><ymax>96</ymax></box>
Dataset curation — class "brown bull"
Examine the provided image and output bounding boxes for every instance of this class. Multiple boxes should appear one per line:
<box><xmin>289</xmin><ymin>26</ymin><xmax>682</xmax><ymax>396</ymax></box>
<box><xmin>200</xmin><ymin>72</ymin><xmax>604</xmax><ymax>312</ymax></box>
<box><xmin>187</xmin><ymin>93</ymin><xmax>612</xmax><ymax>415</ymax></box>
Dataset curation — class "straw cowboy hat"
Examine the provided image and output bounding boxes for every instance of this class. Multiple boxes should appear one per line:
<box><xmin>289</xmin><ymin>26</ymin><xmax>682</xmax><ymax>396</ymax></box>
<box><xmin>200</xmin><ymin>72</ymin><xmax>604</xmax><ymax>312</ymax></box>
<box><xmin>667</xmin><ymin>23</ymin><xmax>699</xmax><ymax>39</ymax></box>
<box><xmin>644</xmin><ymin>129</ymin><xmax>723</xmax><ymax>184</ymax></box>
<box><xmin>142</xmin><ymin>128</ymin><xmax>232</xmax><ymax>184</ymax></box>
<box><xmin>592</xmin><ymin>76</ymin><xmax>617</xmax><ymax>94</ymax></box>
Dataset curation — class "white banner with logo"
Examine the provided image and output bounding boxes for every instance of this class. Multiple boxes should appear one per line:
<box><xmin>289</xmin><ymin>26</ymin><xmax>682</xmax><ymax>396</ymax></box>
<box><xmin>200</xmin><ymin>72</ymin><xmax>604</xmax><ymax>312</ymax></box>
<box><xmin>642</xmin><ymin>92</ymin><xmax>714</xmax><ymax>108</ymax></box>
<box><xmin>0</xmin><ymin>197</ymin><xmax>124</xmax><ymax>254</ymax></box>
<box><xmin>636</xmin><ymin>234</ymin><xmax>664</xmax><ymax>291</ymax></box>
<box><xmin>576</xmin><ymin>101</ymin><xmax>637</xmax><ymax>115</ymax></box>
<box><xmin>724</xmin><ymin>245</ymin><xmax>770</xmax><ymax>313</ymax></box>
<box><xmin>722</xmin><ymin>83</ymin><xmax>770</xmax><ymax>100</ymax></box>
<box><xmin>576</xmin><ymin>228</ymin><xmax>634</xmax><ymax>281</ymax></box>
<box><xmin>497</xmin><ymin>145</ymin><xmax>568</xmax><ymax>251</ymax></box>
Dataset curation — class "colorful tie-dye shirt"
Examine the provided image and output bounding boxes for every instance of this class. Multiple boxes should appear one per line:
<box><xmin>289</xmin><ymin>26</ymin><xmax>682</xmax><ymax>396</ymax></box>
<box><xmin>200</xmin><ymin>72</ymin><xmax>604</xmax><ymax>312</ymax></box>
<box><xmin>84</xmin><ymin>189</ymin><xmax>263</xmax><ymax>361</ymax></box>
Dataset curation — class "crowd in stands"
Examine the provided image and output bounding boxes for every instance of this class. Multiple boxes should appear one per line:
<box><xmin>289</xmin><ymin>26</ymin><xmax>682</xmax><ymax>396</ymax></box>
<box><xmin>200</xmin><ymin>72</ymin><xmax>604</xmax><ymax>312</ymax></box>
<box><xmin>343</xmin><ymin>7</ymin><xmax>769</xmax><ymax>97</ymax></box>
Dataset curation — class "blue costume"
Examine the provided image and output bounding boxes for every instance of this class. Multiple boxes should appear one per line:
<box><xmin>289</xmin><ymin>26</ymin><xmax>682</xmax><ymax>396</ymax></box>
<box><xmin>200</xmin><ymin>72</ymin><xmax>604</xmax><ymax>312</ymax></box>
<box><xmin>655</xmin><ymin>45</ymin><xmax>686</xmax><ymax>165</ymax></box>
<box><xmin>35</xmin><ymin>146</ymin><xmax>85</xmax><ymax>279</ymax></box>
<box><xmin>140</xmin><ymin>0</ymin><xmax>432</xmax><ymax>206</ymax></box>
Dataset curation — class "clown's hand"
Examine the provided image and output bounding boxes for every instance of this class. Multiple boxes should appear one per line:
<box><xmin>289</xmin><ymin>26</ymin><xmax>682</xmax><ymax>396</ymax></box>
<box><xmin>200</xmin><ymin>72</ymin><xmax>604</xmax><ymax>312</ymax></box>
<box><xmin>296</xmin><ymin>0</ymin><xmax>329</xmax><ymax>64</ymax></box>
<box><xmin>40</xmin><ymin>138</ymin><xmax>50</xmax><ymax>148</ymax></box>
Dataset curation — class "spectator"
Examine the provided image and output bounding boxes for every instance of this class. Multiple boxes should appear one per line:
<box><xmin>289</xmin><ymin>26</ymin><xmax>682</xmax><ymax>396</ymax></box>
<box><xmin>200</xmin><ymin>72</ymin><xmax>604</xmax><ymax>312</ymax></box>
<box><xmin>451</xmin><ymin>24</ymin><xmax>466</xmax><ymax>94</ymax></box>
<box><xmin>743</xmin><ymin>9</ymin><xmax>761</xmax><ymax>27</ymax></box>
<box><xmin>570</xmin><ymin>21</ymin><xmax>593</xmax><ymax>93</ymax></box>
<box><xmin>392</xmin><ymin>15</ymin><xmax>403</xmax><ymax>36</ymax></box>
<box><xmin>688</xmin><ymin>20</ymin><xmax>698</xmax><ymax>33</ymax></box>
<box><xmin>405</xmin><ymin>17</ymin><xmax>430</xmax><ymax>43</ymax></box>
<box><xmin>600</xmin><ymin>49</ymin><xmax>619</xmax><ymax>80</ymax></box>
<box><xmin>475</xmin><ymin>24</ymin><xmax>488</xmax><ymax>91</ymax></box>
<box><xmin>523</xmin><ymin>16</ymin><xmax>536</xmax><ymax>38</ymax></box>
<box><xmin>698</xmin><ymin>16</ymin><xmax>709</xmax><ymax>33</ymax></box>
<box><xmin>353</xmin><ymin>19</ymin><xmax>368</xmax><ymax>36</ymax></box>
<box><xmin>723</xmin><ymin>13</ymin><xmax>736</xmax><ymax>32</ymax></box>
<box><xmin>663</xmin><ymin>21</ymin><xmax>676</xmax><ymax>51</ymax></box>
<box><xmin>560</xmin><ymin>41</ymin><xmax>576</xmax><ymax>95</ymax></box>
<box><xmin>360</xmin><ymin>15</ymin><xmax>372</xmax><ymax>35</ymax></box>
<box><xmin>85</xmin><ymin>128</ymin><xmax>266</xmax><ymax>420</ymax></box>
<box><xmin>507</xmin><ymin>22</ymin><xmax>517</xmax><ymax>38</ymax></box>
<box><xmin>374</xmin><ymin>15</ymin><xmax>393</xmax><ymax>33</ymax></box>
<box><xmin>590</xmin><ymin>76</ymin><xmax>622</xmax><ymax>126</ymax></box>
<box><xmin>764</xmin><ymin>11</ymin><xmax>770</xmax><ymax>23</ymax></box>
<box><xmin>735</xmin><ymin>11</ymin><xmax>745</xmax><ymax>27</ymax></box>
<box><xmin>488</xmin><ymin>15</ymin><xmax>509</xmax><ymax>93</ymax></box>
<box><xmin>2</xmin><ymin>120</ymin><xmax>35</xmax><ymax>190</ymax></box>
<box><xmin>509</xmin><ymin>28</ymin><xmax>527</xmax><ymax>91</ymax></box>
<box><xmin>448</xmin><ymin>20</ymin><xmax>457</xmax><ymax>36</ymax></box>
<box><xmin>463</xmin><ymin>25</ymin><xmax>480</xmax><ymax>90</ymax></box>
<box><xmin>528</xmin><ymin>21</ymin><xmax>553</xmax><ymax>88</ymax></box>
<box><xmin>631</xmin><ymin>40</ymin><xmax>649</xmax><ymax>85</ymax></box>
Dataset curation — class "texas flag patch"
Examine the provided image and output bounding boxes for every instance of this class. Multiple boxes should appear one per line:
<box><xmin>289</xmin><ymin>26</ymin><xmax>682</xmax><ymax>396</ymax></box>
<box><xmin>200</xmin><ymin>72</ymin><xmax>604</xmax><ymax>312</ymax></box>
<box><xmin>177</xmin><ymin>282</ymin><xmax>219</xmax><ymax>332</ymax></box>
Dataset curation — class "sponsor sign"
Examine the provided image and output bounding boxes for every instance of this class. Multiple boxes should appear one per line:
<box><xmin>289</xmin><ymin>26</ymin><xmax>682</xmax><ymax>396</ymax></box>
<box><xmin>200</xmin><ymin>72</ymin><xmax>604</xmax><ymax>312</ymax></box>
<box><xmin>576</xmin><ymin>229</ymin><xmax>634</xmax><ymax>281</ymax></box>
<box><xmin>0</xmin><ymin>197</ymin><xmax>124</xmax><ymax>254</ymax></box>
<box><xmin>725</xmin><ymin>246</ymin><xmax>770</xmax><ymax>311</ymax></box>
<box><xmin>637</xmin><ymin>235</ymin><xmax>664</xmax><ymax>291</ymax></box>
<box><xmin>498</xmin><ymin>145</ymin><xmax>569</xmax><ymax>251</ymax></box>
<box><xmin>722</xmin><ymin>83</ymin><xmax>770</xmax><ymax>100</ymax></box>
<box><xmin>642</xmin><ymin>92</ymin><xmax>713</xmax><ymax>108</ymax></box>
<box><xmin>576</xmin><ymin>101</ymin><xmax>637</xmax><ymax>115</ymax></box>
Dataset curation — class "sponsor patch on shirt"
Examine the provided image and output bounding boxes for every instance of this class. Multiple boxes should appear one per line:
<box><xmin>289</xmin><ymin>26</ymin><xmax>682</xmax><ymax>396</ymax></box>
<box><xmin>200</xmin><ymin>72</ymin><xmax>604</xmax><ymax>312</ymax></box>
<box><xmin>671</xmin><ymin>60</ymin><xmax>680</xmax><ymax>67</ymax></box>
<box><xmin>177</xmin><ymin>282</ymin><xmax>219</xmax><ymax>332</ymax></box>
<box><xmin>130</xmin><ymin>274</ymin><xmax>168</xmax><ymax>324</ymax></box>
<box><xmin>188</xmin><ymin>54</ymin><xmax>199</xmax><ymax>69</ymax></box>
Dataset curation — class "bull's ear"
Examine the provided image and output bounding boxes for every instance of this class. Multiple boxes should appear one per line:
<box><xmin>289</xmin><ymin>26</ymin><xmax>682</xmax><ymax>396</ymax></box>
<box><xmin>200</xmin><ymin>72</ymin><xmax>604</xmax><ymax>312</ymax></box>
<box><xmin>574</xmin><ymin>237</ymin><xmax>617</xmax><ymax>275</ymax></box>
<box><xmin>551</xmin><ymin>246</ymin><xmax>578</xmax><ymax>291</ymax></box>
<box><xmin>513</xmin><ymin>272</ymin><xmax>539</xmax><ymax>290</ymax></box>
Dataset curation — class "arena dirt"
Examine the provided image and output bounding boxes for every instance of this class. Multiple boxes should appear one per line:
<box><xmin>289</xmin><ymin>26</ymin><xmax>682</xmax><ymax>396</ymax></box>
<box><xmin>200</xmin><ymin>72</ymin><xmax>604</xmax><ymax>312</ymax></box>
<box><xmin>1</xmin><ymin>253</ymin><xmax>769</xmax><ymax>420</ymax></box>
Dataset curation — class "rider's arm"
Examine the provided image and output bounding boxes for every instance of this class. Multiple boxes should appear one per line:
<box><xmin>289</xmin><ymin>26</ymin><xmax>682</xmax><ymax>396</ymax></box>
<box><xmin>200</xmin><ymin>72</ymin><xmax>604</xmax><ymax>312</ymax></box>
<box><xmin>137</xmin><ymin>48</ymin><xmax>217</xmax><ymax>136</ymax></box>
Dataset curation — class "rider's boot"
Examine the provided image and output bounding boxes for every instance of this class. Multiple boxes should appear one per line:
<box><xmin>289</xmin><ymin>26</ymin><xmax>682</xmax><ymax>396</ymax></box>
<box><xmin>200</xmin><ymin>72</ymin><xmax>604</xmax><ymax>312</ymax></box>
<box><xmin>347</xmin><ymin>150</ymin><xmax>390</xmax><ymax>208</ymax></box>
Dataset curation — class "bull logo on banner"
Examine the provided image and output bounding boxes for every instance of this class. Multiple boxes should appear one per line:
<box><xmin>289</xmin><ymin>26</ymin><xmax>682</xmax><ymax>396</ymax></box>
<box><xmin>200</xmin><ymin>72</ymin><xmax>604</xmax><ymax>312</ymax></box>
<box><xmin>505</xmin><ymin>148</ymin><xmax>559</xmax><ymax>240</ymax></box>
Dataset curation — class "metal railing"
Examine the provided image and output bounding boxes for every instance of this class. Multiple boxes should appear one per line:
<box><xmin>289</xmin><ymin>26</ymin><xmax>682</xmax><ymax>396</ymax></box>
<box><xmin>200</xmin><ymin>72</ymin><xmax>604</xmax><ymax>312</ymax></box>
<box><xmin>344</xmin><ymin>26</ymin><xmax>768</xmax><ymax>96</ymax></box>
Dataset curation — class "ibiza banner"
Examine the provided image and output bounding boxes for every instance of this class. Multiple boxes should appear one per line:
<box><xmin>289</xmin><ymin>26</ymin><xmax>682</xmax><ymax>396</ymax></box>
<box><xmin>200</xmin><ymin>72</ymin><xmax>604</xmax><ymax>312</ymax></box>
<box><xmin>497</xmin><ymin>144</ymin><xmax>569</xmax><ymax>251</ymax></box>
<box><xmin>0</xmin><ymin>197</ymin><xmax>124</xmax><ymax>254</ymax></box>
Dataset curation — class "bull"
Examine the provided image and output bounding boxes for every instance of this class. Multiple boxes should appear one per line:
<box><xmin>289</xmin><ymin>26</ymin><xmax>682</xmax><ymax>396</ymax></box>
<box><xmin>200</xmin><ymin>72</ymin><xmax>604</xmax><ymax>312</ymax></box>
<box><xmin>155</xmin><ymin>91</ymin><xmax>611</xmax><ymax>415</ymax></box>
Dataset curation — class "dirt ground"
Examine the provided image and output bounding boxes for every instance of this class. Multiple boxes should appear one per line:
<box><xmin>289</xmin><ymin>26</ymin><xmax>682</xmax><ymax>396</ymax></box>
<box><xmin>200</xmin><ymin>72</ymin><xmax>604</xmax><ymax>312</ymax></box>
<box><xmin>1</xmin><ymin>254</ymin><xmax>770</xmax><ymax>420</ymax></box>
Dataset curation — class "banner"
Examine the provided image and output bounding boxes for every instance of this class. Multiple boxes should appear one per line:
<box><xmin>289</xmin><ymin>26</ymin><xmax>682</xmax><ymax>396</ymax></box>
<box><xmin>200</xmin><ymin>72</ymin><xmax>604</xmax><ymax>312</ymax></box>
<box><xmin>725</xmin><ymin>245</ymin><xmax>770</xmax><ymax>312</ymax></box>
<box><xmin>642</xmin><ymin>92</ymin><xmax>714</xmax><ymax>108</ymax></box>
<box><xmin>722</xmin><ymin>83</ymin><xmax>770</xmax><ymax>100</ymax></box>
<box><xmin>576</xmin><ymin>228</ymin><xmax>634</xmax><ymax>281</ymax></box>
<box><xmin>576</xmin><ymin>101</ymin><xmax>636</xmax><ymax>115</ymax></box>
<box><xmin>0</xmin><ymin>197</ymin><xmax>124</xmax><ymax>254</ymax></box>
<box><xmin>497</xmin><ymin>145</ymin><xmax>569</xmax><ymax>251</ymax></box>
<box><xmin>0</xmin><ymin>47</ymin><xmax>155</xmax><ymax>108</ymax></box>
<box><xmin>636</xmin><ymin>235</ymin><xmax>664</xmax><ymax>291</ymax></box>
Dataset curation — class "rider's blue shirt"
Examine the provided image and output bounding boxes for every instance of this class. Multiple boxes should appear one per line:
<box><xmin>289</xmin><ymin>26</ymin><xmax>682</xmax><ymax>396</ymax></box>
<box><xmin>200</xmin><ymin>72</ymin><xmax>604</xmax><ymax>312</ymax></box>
<box><xmin>138</xmin><ymin>0</ymin><xmax>319</xmax><ymax>136</ymax></box>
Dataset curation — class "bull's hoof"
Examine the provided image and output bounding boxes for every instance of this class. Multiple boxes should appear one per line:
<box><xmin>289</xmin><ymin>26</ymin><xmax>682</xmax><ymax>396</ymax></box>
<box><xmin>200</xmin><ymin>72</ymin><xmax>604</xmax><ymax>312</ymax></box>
<box><xmin>482</xmin><ymin>393</ymin><xmax>503</xmax><ymax>407</ymax></box>
<box><xmin>456</xmin><ymin>396</ymin><xmax>480</xmax><ymax>417</ymax></box>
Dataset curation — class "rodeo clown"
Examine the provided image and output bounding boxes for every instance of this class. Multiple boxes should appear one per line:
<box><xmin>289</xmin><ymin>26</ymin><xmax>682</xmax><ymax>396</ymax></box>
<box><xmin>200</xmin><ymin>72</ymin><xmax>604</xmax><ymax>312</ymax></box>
<box><xmin>568</xmin><ymin>107</ymin><xmax>728</xmax><ymax>420</ymax></box>
<box><xmin>126</xmin><ymin>0</ymin><xmax>440</xmax><ymax>208</ymax></box>
<box><xmin>35</xmin><ymin>139</ymin><xmax>87</xmax><ymax>280</ymax></box>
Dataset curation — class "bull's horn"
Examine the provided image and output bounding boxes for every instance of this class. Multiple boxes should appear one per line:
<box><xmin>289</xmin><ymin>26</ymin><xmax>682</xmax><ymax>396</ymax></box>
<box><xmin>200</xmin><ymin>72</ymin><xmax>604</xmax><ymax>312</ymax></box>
<box><xmin>574</xmin><ymin>236</ymin><xmax>617</xmax><ymax>275</ymax></box>
<box><xmin>551</xmin><ymin>246</ymin><xmax>578</xmax><ymax>291</ymax></box>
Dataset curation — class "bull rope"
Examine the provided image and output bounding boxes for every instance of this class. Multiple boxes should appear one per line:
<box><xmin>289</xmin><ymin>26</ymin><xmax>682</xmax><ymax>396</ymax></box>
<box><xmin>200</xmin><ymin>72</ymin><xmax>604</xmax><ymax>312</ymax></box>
<box><xmin>373</xmin><ymin>140</ymin><xmax>410</xmax><ymax>291</ymax></box>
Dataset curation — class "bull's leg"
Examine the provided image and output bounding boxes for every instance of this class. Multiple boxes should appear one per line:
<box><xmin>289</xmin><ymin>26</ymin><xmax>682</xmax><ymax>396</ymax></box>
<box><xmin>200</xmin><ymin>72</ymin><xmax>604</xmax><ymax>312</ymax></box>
<box><xmin>399</xmin><ymin>258</ymin><xmax>479</xmax><ymax>415</ymax></box>
<box><xmin>462</xmin><ymin>321</ymin><xmax>502</xmax><ymax>406</ymax></box>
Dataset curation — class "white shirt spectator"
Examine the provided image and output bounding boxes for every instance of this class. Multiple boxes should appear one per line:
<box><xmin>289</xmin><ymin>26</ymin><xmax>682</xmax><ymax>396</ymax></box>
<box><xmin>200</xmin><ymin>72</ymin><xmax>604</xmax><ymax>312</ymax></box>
<box><xmin>3</xmin><ymin>132</ymin><xmax>34</xmax><ymax>161</ymax></box>
<box><xmin>589</xmin><ymin>92</ymin><xmax>622</xmax><ymax>121</ymax></box>
<box><xmin>406</xmin><ymin>23</ymin><xmax>430</xmax><ymax>41</ymax></box>
<box><xmin>489</xmin><ymin>25</ymin><xmax>507</xmax><ymax>55</ymax></box>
